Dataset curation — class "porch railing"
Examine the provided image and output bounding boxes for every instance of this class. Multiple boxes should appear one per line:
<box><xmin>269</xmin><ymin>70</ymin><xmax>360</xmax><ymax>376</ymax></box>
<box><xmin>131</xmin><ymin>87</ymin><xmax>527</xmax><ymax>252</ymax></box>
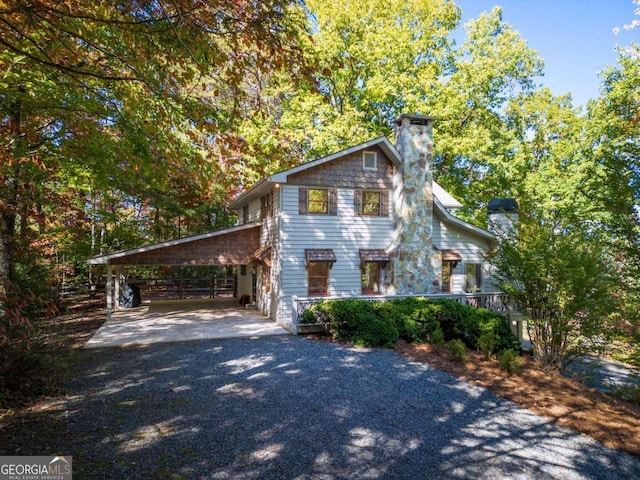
<box><xmin>291</xmin><ymin>292</ymin><xmax>513</xmax><ymax>335</ymax></box>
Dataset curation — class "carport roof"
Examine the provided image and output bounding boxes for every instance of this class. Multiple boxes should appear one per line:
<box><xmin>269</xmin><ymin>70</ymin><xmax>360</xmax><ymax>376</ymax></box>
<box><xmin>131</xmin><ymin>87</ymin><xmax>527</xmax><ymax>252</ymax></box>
<box><xmin>87</xmin><ymin>223</ymin><xmax>261</xmax><ymax>266</ymax></box>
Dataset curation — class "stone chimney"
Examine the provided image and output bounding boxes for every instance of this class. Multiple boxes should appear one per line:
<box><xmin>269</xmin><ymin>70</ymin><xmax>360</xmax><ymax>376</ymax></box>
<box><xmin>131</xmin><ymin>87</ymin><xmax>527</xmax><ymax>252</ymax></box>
<box><xmin>388</xmin><ymin>114</ymin><xmax>439</xmax><ymax>294</ymax></box>
<box><xmin>487</xmin><ymin>198</ymin><xmax>518</xmax><ymax>240</ymax></box>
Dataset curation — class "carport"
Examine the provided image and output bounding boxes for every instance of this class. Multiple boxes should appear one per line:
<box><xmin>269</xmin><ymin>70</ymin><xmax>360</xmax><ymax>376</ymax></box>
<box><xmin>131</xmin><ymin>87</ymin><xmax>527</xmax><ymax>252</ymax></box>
<box><xmin>87</xmin><ymin>224</ymin><xmax>262</xmax><ymax>320</ymax></box>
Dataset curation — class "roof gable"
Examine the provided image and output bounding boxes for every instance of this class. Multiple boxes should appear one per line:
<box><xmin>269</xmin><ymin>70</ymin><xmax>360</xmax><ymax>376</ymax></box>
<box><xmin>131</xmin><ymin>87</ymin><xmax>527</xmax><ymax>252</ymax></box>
<box><xmin>270</xmin><ymin>136</ymin><xmax>400</xmax><ymax>183</ymax></box>
<box><xmin>229</xmin><ymin>137</ymin><xmax>399</xmax><ymax>209</ymax></box>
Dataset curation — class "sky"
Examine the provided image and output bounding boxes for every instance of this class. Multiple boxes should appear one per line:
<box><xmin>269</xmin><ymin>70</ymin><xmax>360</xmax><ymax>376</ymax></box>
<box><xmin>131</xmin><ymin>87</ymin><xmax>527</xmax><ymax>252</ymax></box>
<box><xmin>454</xmin><ymin>0</ymin><xmax>640</xmax><ymax>107</ymax></box>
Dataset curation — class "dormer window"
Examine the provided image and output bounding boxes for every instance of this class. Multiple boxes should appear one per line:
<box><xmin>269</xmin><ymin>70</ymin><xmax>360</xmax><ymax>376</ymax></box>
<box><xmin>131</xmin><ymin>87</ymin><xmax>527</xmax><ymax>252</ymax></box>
<box><xmin>363</xmin><ymin>151</ymin><xmax>377</xmax><ymax>170</ymax></box>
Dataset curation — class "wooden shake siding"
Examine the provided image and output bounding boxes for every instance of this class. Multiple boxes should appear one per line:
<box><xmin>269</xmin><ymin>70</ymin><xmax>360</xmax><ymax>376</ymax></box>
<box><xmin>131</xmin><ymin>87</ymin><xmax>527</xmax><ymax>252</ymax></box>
<box><xmin>278</xmin><ymin>184</ymin><xmax>393</xmax><ymax>323</ymax></box>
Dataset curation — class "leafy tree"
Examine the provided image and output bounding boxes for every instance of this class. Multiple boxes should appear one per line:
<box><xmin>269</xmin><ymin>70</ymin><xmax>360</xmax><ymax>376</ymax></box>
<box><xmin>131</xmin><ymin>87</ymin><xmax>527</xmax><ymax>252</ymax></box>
<box><xmin>278</xmin><ymin>0</ymin><xmax>462</xmax><ymax>159</ymax></box>
<box><xmin>0</xmin><ymin>0</ymin><xmax>311</xmax><ymax>348</ymax></box>
<box><xmin>583</xmin><ymin>45</ymin><xmax>640</xmax><ymax>363</ymax></box>
<box><xmin>433</xmin><ymin>7</ymin><xmax>544</xmax><ymax>222</ymax></box>
<box><xmin>489</xmin><ymin>213</ymin><xmax>613</xmax><ymax>371</ymax></box>
<box><xmin>270</xmin><ymin>2</ymin><xmax>544</xmax><ymax>227</ymax></box>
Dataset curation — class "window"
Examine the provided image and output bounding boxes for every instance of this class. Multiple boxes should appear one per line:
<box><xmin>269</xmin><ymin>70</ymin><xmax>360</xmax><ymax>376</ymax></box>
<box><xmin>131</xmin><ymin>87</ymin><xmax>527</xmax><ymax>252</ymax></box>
<box><xmin>361</xmin><ymin>262</ymin><xmax>382</xmax><ymax>294</ymax></box>
<box><xmin>465</xmin><ymin>263</ymin><xmax>482</xmax><ymax>293</ymax></box>
<box><xmin>260</xmin><ymin>193</ymin><xmax>273</xmax><ymax>219</ymax></box>
<box><xmin>359</xmin><ymin>249</ymin><xmax>389</xmax><ymax>295</ymax></box>
<box><xmin>441</xmin><ymin>262</ymin><xmax>453</xmax><ymax>293</ymax></box>
<box><xmin>441</xmin><ymin>250</ymin><xmax>462</xmax><ymax>293</ymax></box>
<box><xmin>262</xmin><ymin>265</ymin><xmax>271</xmax><ymax>293</ymax></box>
<box><xmin>299</xmin><ymin>188</ymin><xmax>338</xmax><ymax>215</ymax></box>
<box><xmin>308</xmin><ymin>189</ymin><xmax>328</xmax><ymax>214</ymax></box>
<box><xmin>363</xmin><ymin>151</ymin><xmax>377</xmax><ymax>170</ymax></box>
<box><xmin>363</xmin><ymin>191</ymin><xmax>381</xmax><ymax>216</ymax></box>
<box><xmin>354</xmin><ymin>190</ymin><xmax>389</xmax><ymax>216</ymax></box>
<box><xmin>242</xmin><ymin>205</ymin><xmax>249</xmax><ymax>224</ymax></box>
<box><xmin>308</xmin><ymin>262</ymin><xmax>329</xmax><ymax>296</ymax></box>
<box><xmin>306</xmin><ymin>249</ymin><xmax>336</xmax><ymax>296</ymax></box>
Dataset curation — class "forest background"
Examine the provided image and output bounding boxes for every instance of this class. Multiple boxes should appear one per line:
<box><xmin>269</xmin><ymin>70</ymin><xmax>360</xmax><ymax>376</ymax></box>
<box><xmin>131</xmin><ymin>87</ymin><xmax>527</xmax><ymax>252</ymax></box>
<box><xmin>1</xmin><ymin>0</ymin><xmax>639</xmax><ymax>381</ymax></box>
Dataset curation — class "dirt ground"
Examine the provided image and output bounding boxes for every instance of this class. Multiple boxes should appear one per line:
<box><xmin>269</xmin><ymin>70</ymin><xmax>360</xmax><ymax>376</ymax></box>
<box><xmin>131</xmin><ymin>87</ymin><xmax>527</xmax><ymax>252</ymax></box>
<box><xmin>2</xmin><ymin>305</ymin><xmax>640</xmax><ymax>459</ymax></box>
<box><xmin>394</xmin><ymin>340</ymin><xmax>640</xmax><ymax>458</ymax></box>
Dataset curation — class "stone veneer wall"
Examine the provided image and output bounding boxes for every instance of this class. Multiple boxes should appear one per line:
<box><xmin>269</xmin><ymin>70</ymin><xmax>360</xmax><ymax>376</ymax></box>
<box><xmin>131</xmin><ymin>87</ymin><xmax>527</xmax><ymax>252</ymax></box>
<box><xmin>388</xmin><ymin>115</ymin><xmax>441</xmax><ymax>294</ymax></box>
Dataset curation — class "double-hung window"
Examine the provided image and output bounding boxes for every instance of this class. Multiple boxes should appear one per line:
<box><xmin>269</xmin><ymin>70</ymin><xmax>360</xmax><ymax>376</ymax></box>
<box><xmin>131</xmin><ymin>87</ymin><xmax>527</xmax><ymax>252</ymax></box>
<box><xmin>361</xmin><ymin>262</ymin><xmax>382</xmax><ymax>294</ymax></box>
<box><xmin>359</xmin><ymin>250</ymin><xmax>389</xmax><ymax>295</ymax></box>
<box><xmin>354</xmin><ymin>190</ymin><xmax>389</xmax><ymax>217</ymax></box>
<box><xmin>308</xmin><ymin>262</ymin><xmax>329</xmax><ymax>296</ymax></box>
<box><xmin>299</xmin><ymin>188</ymin><xmax>338</xmax><ymax>215</ymax></box>
<box><xmin>308</xmin><ymin>189</ymin><xmax>328</xmax><ymax>214</ymax></box>
<box><xmin>465</xmin><ymin>263</ymin><xmax>482</xmax><ymax>293</ymax></box>
<box><xmin>305</xmin><ymin>249</ymin><xmax>336</xmax><ymax>296</ymax></box>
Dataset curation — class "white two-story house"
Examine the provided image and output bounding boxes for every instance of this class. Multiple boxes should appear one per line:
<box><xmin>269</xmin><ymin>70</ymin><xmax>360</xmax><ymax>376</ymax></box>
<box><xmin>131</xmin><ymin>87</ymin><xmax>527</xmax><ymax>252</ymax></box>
<box><xmin>228</xmin><ymin>114</ymin><xmax>513</xmax><ymax>331</ymax></box>
<box><xmin>89</xmin><ymin>114</ymin><xmax>517</xmax><ymax>333</ymax></box>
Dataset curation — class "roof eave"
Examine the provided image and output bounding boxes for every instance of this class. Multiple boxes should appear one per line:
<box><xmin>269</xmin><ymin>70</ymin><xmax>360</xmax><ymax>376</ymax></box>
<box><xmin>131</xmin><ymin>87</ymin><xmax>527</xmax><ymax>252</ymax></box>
<box><xmin>434</xmin><ymin>198</ymin><xmax>495</xmax><ymax>242</ymax></box>
<box><xmin>228</xmin><ymin>179</ymin><xmax>274</xmax><ymax>211</ymax></box>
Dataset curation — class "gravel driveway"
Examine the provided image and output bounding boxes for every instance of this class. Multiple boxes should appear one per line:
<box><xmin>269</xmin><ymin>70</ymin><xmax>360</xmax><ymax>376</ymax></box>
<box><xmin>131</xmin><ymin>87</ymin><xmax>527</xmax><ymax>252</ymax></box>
<box><xmin>28</xmin><ymin>336</ymin><xmax>640</xmax><ymax>479</ymax></box>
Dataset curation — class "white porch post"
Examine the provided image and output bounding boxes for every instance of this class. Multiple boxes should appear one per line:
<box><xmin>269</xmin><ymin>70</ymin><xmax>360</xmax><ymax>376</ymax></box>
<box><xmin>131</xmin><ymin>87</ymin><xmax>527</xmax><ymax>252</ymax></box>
<box><xmin>106</xmin><ymin>262</ymin><xmax>113</xmax><ymax>320</ymax></box>
<box><xmin>114</xmin><ymin>265</ymin><xmax>121</xmax><ymax>311</ymax></box>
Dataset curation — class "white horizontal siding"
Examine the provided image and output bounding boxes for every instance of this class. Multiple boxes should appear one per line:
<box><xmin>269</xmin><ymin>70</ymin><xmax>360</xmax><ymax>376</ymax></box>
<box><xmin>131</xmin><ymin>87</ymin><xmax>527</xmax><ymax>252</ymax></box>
<box><xmin>434</xmin><ymin>216</ymin><xmax>492</xmax><ymax>263</ymax></box>
<box><xmin>278</xmin><ymin>185</ymin><xmax>393</xmax><ymax>323</ymax></box>
<box><xmin>434</xmin><ymin>215</ymin><xmax>497</xmax><ymax>293</ymax></box>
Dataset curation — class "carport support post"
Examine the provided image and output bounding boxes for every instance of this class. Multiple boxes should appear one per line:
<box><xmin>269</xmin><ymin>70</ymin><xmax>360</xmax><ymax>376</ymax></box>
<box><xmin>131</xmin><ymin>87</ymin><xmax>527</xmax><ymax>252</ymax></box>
<box><xmin>106</xmin><ymin>262</ymin><xmax>113</xmax><ymax>320</ymax></box>
<box><xmin>114</xmin><ymin>265</ymin><xmax>121</xmax><ymax>311</ymax></box>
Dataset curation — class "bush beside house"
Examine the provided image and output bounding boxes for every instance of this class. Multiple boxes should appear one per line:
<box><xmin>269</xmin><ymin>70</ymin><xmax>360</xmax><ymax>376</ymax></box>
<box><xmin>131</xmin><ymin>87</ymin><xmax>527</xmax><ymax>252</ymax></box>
<box><xmin>303</xmin><ymin>297</ymin><xmax>520</xmax><ymax>354</ymax></box>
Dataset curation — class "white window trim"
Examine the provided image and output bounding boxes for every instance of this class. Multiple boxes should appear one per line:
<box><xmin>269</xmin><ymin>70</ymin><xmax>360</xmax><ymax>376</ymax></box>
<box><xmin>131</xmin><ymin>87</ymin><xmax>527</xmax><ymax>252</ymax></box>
<box><xmin>363</xmin><ymin>151</ymin><xmax>377</xmax><ymax>170</ymax></box>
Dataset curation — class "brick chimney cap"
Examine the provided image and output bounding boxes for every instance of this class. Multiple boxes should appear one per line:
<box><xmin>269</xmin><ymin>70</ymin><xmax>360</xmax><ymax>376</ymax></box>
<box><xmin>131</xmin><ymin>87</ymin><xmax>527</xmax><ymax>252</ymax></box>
<box><xmin>394</xmin><ymin>114</ymin><xmax>437</xmax><ymax>126</ymax></box>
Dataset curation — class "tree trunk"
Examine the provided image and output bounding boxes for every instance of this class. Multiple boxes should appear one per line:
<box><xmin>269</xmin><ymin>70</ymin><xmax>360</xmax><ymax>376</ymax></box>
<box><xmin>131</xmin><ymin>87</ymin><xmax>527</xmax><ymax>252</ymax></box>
<box><xmin>0</xmin><ymin>208</ymin><xmax>16</xmax><ymax>321</ymax></box>
<box><xmin>1</xmin><ymin>90</ymin><xmax>24</xmax><ymax>317</ymax></box>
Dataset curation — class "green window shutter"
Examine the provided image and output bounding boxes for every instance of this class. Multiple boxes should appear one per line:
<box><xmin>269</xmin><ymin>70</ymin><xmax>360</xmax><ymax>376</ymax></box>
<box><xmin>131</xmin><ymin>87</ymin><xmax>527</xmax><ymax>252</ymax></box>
<box><xmin>380</xmin><ymin>191</ymin><xmax>389</xmax><ymax>217</ymax></box>
<box><xmin>299</xmin><ymin>188</ymin><xmax>308</xmax><ymax>215</ymax></box>
<box><xmin>354</xmin><ymin>190</ymin><xmax>363</xmax><ymax>216</ymax></box>
<box><xmin>328</xmin><ymin>189</ymin><xmax>338</xmax><ymax>216</ymax></box>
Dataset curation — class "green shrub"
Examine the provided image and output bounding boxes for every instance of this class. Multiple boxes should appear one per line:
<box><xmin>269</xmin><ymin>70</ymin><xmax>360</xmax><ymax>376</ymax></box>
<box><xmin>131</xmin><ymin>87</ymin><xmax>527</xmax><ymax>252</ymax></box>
<box><xmin>430</xmin><ymin>327</ymin><xmax>445</xmax><ymax>354</ymax></box>
<box><xmin>498</xmin><ymin>349</ymin><xmax>522</xmax><ymax>374</ymax></box>
<box><xmin>300</xmin><ymin>308</ymin><xmax>317</xmax><ymax>324</ymax></box>
<box><xmin>477</xmin><ymin>331</ymin><xmax>498</xmax><ymax>359</ymax></box>
<box><xmin>430</xmin><ymin>299</ymin><xmax>468</xmax><ymax>340</ymax></box>
<box><xmin>375</xmin><ymin>298</ymin><xmax>438</xmax><ymax>343</ymax></box>
<box><xmin>305</xmin><ymin>297</ymin><xmax>521</xmax><ymax>354</ymax></box>
<box><xmin>312</xmin><ymin>299</ymin><xmax>398</xmax><ymax>347</ymax></box>
<box><xmin>448</xmin><ymin>339</ymin><xmax>467</xmax><ymax>362</ymax></box>
<box><xmin>349</xmin><ymin>313</ymin><xmax>399</xmax><ymax>348</ymax></box>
